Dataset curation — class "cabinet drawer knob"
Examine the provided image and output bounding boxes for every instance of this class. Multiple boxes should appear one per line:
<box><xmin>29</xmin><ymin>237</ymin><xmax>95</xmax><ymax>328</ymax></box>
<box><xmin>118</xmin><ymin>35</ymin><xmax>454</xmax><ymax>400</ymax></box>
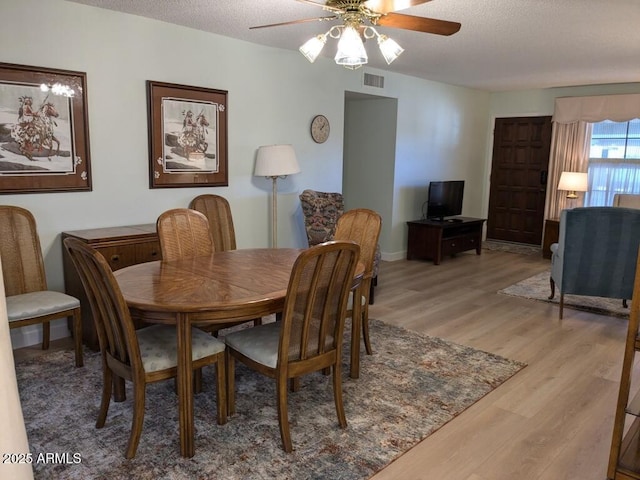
<box><xmin>151</xmin><ymin>251</ymin><xmax>158</xmax><ymax>257</ymax></box>
<box><xmin>111</xmin><ymin>254</ymin><xmax>120</xmax><ymax>263</ymax></box>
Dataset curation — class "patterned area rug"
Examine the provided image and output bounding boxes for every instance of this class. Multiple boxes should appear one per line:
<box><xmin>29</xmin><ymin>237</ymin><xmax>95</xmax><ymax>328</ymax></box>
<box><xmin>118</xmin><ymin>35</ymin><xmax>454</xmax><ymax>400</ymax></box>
<box><xmin>498</xmin><ymin>271</ymin><xmax>629</xmax><ymax>318</ymax></box>
<box><xmin>16</xmin><ymin>320</ymin><xmax>525</xmax><ymax>480</ymax></box>
<box><xmin>483</xmin><ymin>240</ymin><xmax>542</xmax><ymax>256</ymax></box>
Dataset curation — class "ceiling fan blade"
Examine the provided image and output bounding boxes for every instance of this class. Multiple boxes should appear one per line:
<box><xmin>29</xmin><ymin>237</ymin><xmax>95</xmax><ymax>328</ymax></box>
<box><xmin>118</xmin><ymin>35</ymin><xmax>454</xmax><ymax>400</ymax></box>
<box><xmin>250</xmin><ymin>16</ymin><xmax>337</xmax><ymax>30</ymax></box>
<box><xmin>377</xmin><ymin>12</ymin><xmax>461</xmax><ymax>35</ymax></box>
<box><xmin>363</xmin><ymin>0</ymin><xmax>432</xmax><ymax>14</ymax></box>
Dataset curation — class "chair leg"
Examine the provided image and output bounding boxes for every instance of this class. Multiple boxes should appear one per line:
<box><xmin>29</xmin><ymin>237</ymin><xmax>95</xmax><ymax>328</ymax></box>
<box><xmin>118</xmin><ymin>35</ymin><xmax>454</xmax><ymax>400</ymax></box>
<box><xmin>253</xmin><ymin>317</ymin><xmax>263</xmax><ymax>326</ymax></box>
<box><xmin>72</xmin><ymin>308</ymin><xmax>83</xmax><ymax>367</ymax></box>
<box><xmin>42</xmin><ymin>321</ymin><xmax>50</xmax><ymax>350</ymax></box>
<box><xmin>114</xmin><ymin>375</ymin><xmax>126</xmax><ymax>402</ymax></box>
<box><xmin>276</xmin><ymin>374</ymin><xmax>293</xmax><ymax>453</ymax></box>
<box><xmin>216</xmin><ymin>354</ymin><xmax>227</xmax><ymax>425</ymax></box>
<box><xmin>559</xmin><ymin>293</ymin><xmax>565</xmax><ymax>320</ymax></box>
<box><xmin>125</xmin><ymin>382</ymin><xmax>146</xmax><ymax>459</ymax></box>
<box><xmin>369</xmin><ymin>277</ymin><xmax>376</xmax><ymax>305</ymax></box>
<box><xmin>226</xmin><ymin>351</ymin><xmax>236</xmax><ymax>416</ymax></box>
<box><xmin>362</xmin><ymin>309</ymin><xmax>373</xmax><ymax>356</ymax></box>
<box><xmin>194</xmin><ymin>368</ymin><xmax>203</xmax><ymax>394</ymax></box>
<box><xmin>97</xmin><ymin>366</ymin><xmax>113</xmax><ymax>429</ymax></box>
<box><xmin>623</xmin><ymin>299</ymin><xmax>629</xmax><ymax>308</ymax></box>
<box><xmin>332</xmin><ymin>363</ymin><xmax>347</xmax><ymax>428</ymax></box>
<box><xmin>548</xmin><ymin>278</ymin><xmax>556</xmax><ymax>300</ymax></box>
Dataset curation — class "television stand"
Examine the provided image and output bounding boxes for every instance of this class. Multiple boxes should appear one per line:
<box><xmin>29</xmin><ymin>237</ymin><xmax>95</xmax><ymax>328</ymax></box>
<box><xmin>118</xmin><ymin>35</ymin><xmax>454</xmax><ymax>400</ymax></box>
<box><xmin>406</xmin><ymin>217</ymin><xmax>486</xmax><ymax>265</ymax></box>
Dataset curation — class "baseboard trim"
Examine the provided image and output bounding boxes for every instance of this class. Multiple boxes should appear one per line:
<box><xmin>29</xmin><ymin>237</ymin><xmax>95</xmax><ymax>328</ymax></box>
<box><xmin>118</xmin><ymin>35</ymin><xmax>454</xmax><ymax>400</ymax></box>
<box><xmin>10</xmin><ymin>318</ymin><xmax>70</xmax><ymax>350</ymax></box>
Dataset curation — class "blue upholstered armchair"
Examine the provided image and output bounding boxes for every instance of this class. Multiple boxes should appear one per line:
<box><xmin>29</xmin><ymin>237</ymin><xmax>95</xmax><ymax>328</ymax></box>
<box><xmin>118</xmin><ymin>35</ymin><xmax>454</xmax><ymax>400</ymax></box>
<box><xmin>548</xmin><ymin>207</ymin><xmax>640</xmax><ymax>319</ymax></box>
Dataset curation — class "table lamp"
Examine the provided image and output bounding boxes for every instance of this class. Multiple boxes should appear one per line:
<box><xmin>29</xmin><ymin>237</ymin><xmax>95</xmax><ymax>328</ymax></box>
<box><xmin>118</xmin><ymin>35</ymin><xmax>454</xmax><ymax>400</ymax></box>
<box><xmin>558</xmin><ymin>171</ymin><xmax>588</xmax><ymax>199</ymax></box>
<box><xmin>255</xmin><ymin>144</ymin><xmax>300</xmax><ymax>248</ymax></box>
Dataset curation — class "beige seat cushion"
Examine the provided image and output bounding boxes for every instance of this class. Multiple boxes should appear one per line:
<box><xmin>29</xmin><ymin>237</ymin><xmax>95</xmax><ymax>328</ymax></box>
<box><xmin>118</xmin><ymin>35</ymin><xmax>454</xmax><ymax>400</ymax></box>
<box><xmin>6</xmin><ymin>291</ymin><xmax>80</xmax><ymax>322</ymax></box>
<box><xmin>137</xmin><ymin>324</ymin><xmax>225</xmax><ymax>373</ymax></box>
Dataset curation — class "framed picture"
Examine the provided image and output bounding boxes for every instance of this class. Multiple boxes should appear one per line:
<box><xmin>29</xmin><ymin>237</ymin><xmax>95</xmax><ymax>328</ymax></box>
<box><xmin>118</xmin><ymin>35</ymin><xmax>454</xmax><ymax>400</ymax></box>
<box><xmin>147</xmin><ymin>80</ymin><xmax>228</xmax><ymax>188</ymax></box>
<box><xmin>0</xmin><ymin>63</ymin><xmax>91</xmax><ymax>194</ymax></box>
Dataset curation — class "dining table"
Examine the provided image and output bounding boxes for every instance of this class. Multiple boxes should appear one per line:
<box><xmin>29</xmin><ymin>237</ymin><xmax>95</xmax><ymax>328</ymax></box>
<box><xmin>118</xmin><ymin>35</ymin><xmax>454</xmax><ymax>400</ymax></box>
<box><xmin>114</xmin><ymin>247</ymin><xmax>364</xmax><ymax>458</ymax></box>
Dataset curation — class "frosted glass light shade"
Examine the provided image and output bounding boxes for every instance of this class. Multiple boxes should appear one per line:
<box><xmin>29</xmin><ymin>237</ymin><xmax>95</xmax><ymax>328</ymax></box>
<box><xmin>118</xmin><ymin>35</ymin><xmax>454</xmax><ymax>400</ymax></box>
<box><xmin>254</xmin><ymin>144</ymin><xmax>300</xmax><ymax>177</ymax></box>
<box><xmin>300</xmin><ymin>35</ymin><xmax>326</xmax><ymax>63</ymax></box>
<box><xmin>377</xmin><ymin>35</ymin><xmax>404</xmax><ymax>64</ymax></box>
<box><xmin>334</xmin><ymin>25</ymin><xmax>367</xmax><ymax>69</ymax></box>
<box><xmin>558</xmin><ymin>172</ymin><xmax>588</xmax><ymax>198</ymax></box>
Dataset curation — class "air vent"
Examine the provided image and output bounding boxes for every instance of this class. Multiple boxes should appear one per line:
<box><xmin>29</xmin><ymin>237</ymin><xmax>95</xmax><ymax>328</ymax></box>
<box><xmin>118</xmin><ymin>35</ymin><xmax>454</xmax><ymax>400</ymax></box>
<box><xmin>363</xmin><ymin>73</ymin><xmax>385</xmax><ymax>89</ymax></box>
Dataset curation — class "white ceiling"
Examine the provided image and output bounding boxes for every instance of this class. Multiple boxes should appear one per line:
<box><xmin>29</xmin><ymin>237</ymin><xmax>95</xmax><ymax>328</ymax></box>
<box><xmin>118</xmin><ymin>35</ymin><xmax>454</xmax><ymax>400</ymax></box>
<box><xmin>67</xmin><ymin>0</ymin><xmax>640</xmax><ymax>92</ymax></box>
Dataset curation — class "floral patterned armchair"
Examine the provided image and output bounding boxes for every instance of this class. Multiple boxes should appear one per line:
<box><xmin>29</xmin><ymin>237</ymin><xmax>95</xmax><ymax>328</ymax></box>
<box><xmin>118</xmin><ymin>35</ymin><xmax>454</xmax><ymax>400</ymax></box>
<box><xmin>299</xmin><ymin>189</ymin><xmax>381</xmax><ymax>303</ymax></box>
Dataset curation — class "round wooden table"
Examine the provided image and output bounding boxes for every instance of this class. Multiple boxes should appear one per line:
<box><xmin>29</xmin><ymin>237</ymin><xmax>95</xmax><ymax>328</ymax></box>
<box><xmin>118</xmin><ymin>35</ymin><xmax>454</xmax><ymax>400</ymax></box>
<box><xmin>114</xmin><ymin>248</ymin><xmax>364</xmax><ymax>458</ymax></box>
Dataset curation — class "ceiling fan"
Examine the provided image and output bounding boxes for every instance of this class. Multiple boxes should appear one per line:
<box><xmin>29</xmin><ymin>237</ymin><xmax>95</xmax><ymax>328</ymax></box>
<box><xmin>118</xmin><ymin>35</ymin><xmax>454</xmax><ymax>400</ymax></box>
<box><xmin>250</xmin><ymin>0</ymin><xmax>461</xmax><ymax>69</ymax></box>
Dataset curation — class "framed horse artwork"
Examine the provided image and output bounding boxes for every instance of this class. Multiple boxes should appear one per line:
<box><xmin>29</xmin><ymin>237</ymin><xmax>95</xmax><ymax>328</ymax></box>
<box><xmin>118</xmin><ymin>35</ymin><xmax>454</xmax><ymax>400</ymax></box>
<box><xmin>147</xmin><ymin>80</ymin><xmax>228</xmax><ymax>188</ymax></box>
<box><xmin>0</xmin><ymin>63</ymin><xmax>91</xmax><ymax>194</ymax></box>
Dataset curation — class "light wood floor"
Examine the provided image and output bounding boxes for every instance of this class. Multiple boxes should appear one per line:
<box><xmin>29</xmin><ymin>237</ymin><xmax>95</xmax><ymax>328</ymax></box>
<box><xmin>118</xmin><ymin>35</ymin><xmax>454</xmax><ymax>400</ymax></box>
<box><xmin>369</xmin><ymin>248</ymin><xmax>626</xmax><ymax>480</ymax></box>
<box><xmin>13</xmin><ymin>248</ymin><xmax>627</xmax><ymax>479</ymax></box>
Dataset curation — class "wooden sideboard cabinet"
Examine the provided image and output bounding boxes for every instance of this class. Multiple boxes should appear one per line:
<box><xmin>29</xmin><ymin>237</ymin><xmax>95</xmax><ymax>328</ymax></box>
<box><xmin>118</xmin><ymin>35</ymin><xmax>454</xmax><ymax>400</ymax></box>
<box><xmin>406</xmin><ymin>217</ymin><xmax>486</xmax><ymax>265</ymax></box>
<box><xmin>62</xmin><ymin>224</ymin><xmax>160</xmax><ymax>350</ymax></box>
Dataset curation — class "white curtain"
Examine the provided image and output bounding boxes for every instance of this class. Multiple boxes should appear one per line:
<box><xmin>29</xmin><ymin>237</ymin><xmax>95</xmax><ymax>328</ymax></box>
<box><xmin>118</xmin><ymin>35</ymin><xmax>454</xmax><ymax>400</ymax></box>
<box><xmin>546</xmin><ymin>94</ymin><xmax>640</xmax><ymax>218</ymax></box>
<box><xmin>545</xmin><ymin>121</ymin><xmax>592</xmax><ymax>220</ymax></box>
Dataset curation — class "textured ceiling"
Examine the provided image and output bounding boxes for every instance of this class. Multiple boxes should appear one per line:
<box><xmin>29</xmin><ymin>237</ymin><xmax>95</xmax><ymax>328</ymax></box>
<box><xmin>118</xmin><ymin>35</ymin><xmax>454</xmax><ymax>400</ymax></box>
<box><xmin>66</xmin><ymin>0</ymin><xmax>640</xmax><ymax>92</ymax></box>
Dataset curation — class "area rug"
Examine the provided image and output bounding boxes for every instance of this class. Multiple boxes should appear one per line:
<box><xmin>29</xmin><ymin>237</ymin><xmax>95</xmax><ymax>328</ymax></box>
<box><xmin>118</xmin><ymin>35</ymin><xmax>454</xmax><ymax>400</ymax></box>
<box><xmin>16</xmin><ymin>319</ymin><xmax>525</xmax><ymax>480</ymax></box>
<box><xmin>483</xmin><ymin>239</ymin><xmax>542</xmax><ymax>256</ymax></box>
<box><xmin>498</xmin><ymin>271</ymin><xmax>629</xmax><ymax>318</ymax></box>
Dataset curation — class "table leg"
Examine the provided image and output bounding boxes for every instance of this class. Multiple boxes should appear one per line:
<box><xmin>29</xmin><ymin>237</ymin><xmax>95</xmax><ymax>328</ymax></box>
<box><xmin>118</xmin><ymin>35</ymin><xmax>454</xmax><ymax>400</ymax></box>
<box><xmin>176</xmin><ymin>312</ymin><xmax>194</xmax><ymax>458</ymax></box>
<box><xmin>350</xmin><ymin>285</ymin><xmax>362</xmax><ymax>379</ymax></box>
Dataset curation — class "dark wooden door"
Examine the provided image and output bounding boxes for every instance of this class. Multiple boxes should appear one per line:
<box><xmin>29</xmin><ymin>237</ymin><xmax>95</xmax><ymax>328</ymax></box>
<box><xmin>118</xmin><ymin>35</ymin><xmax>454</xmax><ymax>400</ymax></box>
<box><xmin>487</xmin><ymin>116</ymin><xmax>552</xmax><ymax>245</ymax></box>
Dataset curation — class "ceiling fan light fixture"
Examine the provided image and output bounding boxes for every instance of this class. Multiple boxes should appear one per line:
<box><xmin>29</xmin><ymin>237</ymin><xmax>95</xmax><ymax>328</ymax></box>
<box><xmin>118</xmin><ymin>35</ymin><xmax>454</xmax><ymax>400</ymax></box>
<box><xmin>299</xmin><ymin>34</ymin><xmax>327</xmax><ymax>63</ymax></box>
<box><xmin>377</xmin><ymin>34</ymin><xmax>404</xmax><ymax>65</ymax></box>
<box><xmin>334</xmin><ymin>25</ymin><xmax>368</xmax><ymax>69</ymax></box>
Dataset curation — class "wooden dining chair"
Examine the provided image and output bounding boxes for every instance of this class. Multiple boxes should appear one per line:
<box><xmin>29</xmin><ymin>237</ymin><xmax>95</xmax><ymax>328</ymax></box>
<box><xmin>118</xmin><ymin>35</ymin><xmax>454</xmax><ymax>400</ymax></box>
<box><xmin>225</xmin><ymin>240</ymin><xmax>360</xmax><ymax>453</ymax></box>
<box><xmin>0</xmin><ymin>205</ymin><xmax>83</xmax><ymax>367</ymax></box>
<box><xmin>189</xmin><ymin>194</ymin><xmax>237</xmax><ymax>252</ymax></box>
<box><xmin>64</xmin><ymin>237</ymin><xmax>227</xmax><ymax>459</ymax></box>
<box><xmin>334</xmin><ymin>208</ymin><xmax>382</xmax><ymax>358</ymax></box>
<box><xmin>156</xmin><ymin>208</ymin><xmax>215</xmax><ymax>261</ymax></box>
<box><xmin>186</xmin><ymin>197</ymin><xmax>263</xmax><ymax>329</ymax></box>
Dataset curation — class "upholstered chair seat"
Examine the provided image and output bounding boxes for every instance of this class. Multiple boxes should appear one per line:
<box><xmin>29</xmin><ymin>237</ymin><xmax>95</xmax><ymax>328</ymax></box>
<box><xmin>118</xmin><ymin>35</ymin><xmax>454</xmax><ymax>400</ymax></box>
<box><xmin>137</xmin><ymin>324</ymin><xmax>225</xmax><ymax>372</ymax></box>
<box><xmin>6</xmin><ymin>291</ymin><xmax>80</xmax><ymax>322</ymax></box>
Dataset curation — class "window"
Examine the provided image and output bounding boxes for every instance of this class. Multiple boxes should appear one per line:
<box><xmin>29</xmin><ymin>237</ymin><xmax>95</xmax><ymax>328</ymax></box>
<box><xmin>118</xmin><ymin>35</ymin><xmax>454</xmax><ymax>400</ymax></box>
<box><xmin>585</xmin><ymin>119</ymin><xmax>640</xmax><ymax>206</ymax></box>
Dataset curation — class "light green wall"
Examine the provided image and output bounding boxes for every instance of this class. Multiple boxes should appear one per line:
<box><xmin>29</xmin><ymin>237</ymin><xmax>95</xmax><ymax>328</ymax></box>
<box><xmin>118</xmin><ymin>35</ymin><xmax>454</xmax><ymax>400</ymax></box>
<box><xmin>9</xmin><ymin>0</ymin><xmax>635</xmax><ymax>347</ymax></box>
<box><xmin>2</xmin><ymin>0</ymin><xmax>492</xmax><ymax>346</ymax></box>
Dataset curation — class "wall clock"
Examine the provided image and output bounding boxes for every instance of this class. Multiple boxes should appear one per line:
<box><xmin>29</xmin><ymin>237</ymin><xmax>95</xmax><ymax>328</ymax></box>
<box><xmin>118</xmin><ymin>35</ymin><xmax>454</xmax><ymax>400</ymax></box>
<box><xmin>310</xmin><ymin>114</ymin><xmax>330</xmax><ymax>143</ymax></box>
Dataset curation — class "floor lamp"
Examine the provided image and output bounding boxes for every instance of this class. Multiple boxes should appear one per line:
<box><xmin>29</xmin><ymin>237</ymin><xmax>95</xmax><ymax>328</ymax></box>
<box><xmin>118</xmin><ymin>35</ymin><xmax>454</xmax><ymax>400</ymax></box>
<box><xmin>254</xmin><ymin>144</ymin><xmax>300</xmax><ymax>248</ymax></box>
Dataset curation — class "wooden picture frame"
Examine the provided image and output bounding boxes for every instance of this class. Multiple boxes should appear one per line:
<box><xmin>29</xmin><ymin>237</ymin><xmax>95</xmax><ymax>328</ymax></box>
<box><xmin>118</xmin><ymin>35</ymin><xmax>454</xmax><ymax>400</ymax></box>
<box><xmin>147</xmin><ymin>81</ymin><xmax>228</xmax><ymax>188</ymax></box>
<box><xmin>0</xmin><ymin>63</ymin><xmax>91</xmax><ymax>194</ymax></box>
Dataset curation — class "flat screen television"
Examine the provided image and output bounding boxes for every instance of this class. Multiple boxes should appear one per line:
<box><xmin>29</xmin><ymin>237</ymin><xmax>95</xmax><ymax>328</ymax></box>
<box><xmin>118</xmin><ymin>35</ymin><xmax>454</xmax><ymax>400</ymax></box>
<box><xmin>426</xmin><ymin>180</ymin><xmax>464</xmax><ymax>221</ymax></box>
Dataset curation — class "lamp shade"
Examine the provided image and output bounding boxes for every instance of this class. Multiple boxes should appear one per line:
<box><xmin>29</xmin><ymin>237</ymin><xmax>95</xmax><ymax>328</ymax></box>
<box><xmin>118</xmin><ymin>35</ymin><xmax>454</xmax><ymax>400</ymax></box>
<box><xmin>254</xmin><ymin>144</ymin><xmax>300</xmax><ymax>177</ymax></box>
<box><xmin>558</xmin><ymin>172</ymin><xmax>588</xmax><ymax>192</ymax></box>
<box><xmin>334</xmin><ymin>25</ymin><xmax>368</xmax><ymax>69</ymax></box>
<box><xmin>300</xmin><ymin>34</ymin><xmax>326</xmax><ymax>63</ymax></box>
